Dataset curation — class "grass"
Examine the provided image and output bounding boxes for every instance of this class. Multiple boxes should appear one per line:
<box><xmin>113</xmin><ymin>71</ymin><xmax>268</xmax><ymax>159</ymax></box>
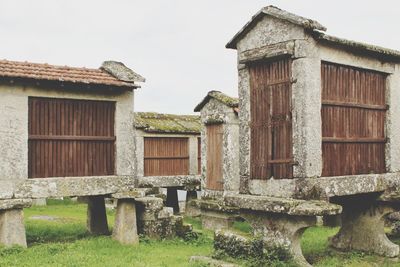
<box><xmin>1</xmin><ymin>200</ymin><xmax>400</xmax><ymax>266</ymax></box>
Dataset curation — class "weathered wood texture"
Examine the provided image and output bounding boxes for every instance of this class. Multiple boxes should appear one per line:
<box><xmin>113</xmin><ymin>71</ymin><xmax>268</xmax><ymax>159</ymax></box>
<box><xmin>197</xmin><ymin>137</ymin><xmax>201</xmax><ymax>175</ymax></box>
<box><xmin>143</xmin><ymin>137</ymin><xmax>189</xmax><ymax>176</ymax></box>
<box><xmin>249</xmin><ymin>58</ymin><xmax>293</xmax><ymax>180</ymax></box>
<box><xmin>206</xmin><ymin>124</ymin><xmax>223</xmax><ymax>190</ymax></box>
<box><xmin>28</xmin><ymin>97</ymin><xmax>115</xmax><ymax>178</ymax></box>
<box><xmin>321</xmin><ymin>62</ymin><xmax>387</xmax><ymax>176</ymax></box>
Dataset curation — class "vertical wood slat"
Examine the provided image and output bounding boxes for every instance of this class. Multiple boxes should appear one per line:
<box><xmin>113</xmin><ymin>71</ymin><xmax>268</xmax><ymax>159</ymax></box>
<box><xmin>206</xmin><ymin>124</ymin><xmax>223</xmax><ymax>190</ymax></box>
<box><xmin>28</xmin><ymin>97</ymin><xmax>116</xmax><ymax>178</ymax></box>
<box><xmin>321</xmin><ymin>62</ymin><xmax>387</xmax><ymax>177</ymax></box>
<box><xmin>249</xmin><ymin>58</ymin><xmax>293</xmax><ymax>180</ymax></box>
<box><xmin>143</xmin><ymin>137</ymin><xmax>189</xmax><ymax>176</ymax></box>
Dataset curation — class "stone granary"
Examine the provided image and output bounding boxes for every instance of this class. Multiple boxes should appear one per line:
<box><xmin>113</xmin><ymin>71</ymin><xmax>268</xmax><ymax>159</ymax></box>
<box><xmin>193</xmin><ymin>91</ymin><xmax>240</xmax><ymax>229</ymax></box>
<box><xmin>133</xmin><ymin>112</ymin><xmax>201</xmax><ymax>214</ymax></box>
<box><xmin>0</xmin><ymin>59</ymin><xmax>145</xmax><ymax>247</ymax></box>
<box><xmin>218</xmin><ymin>5</ymin><xmax>400</xmax><ymax>266</ymax></box>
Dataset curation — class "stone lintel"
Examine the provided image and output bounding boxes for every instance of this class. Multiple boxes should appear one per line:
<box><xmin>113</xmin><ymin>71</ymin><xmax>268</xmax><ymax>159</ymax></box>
<box><xmin>224</xmin><ymin>193</ymin><xmax>341</xmax><ymax>216</ymax></box>
<box><xmin>137</xmin><ymin>175</ymin><xmax>201</xmax><ymax>190</ymax></box>
<box><xmin>0</xmin><ymin>199</ymin><xmax>32</xmax><ymax>210</ymax></box>
<box><xmin>14</xmin><ymin>176</ymin><xmax>135</xmax><ymax>199</ymax></box>
<box><xmin>238</xmin><ymin>41</ymin><xmax>295</xmax><ymax>64</ymax></box>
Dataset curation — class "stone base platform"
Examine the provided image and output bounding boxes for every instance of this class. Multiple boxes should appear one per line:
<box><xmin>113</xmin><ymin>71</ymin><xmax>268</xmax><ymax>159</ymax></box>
<box><xmin>224</xmin><ymin>193</ymin><xmax>342</xmax><ymax>267</ymax></box>
<box><xmin>193</xmin><ymin>199</ymin><xmax>239</xmax><ymax>231</ymax></box>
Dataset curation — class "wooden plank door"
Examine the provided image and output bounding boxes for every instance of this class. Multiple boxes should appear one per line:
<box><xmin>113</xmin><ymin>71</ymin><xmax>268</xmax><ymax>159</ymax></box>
<box><xmin>144</xmin><ymin>137</ymin><xmax>189</xmax><ymax>176</ymax></box>
<box><xmin>206</xmin><ymin>124</ymin><xmax>223</xmax><ymax>190</ymax></box>
<box><xmin>321</xmin><ymin>62</ymin><xmax>387</xmax><ymax>176</ymax></box>
<box><xmin>249</xmin><ymin>58</ymin><xmax>293</xmax><ymax>180</ymax></box>
<box><xmin>28</xmin><ymin>97</ymin><xmax>116</xmax><ymax>178</ymax></box>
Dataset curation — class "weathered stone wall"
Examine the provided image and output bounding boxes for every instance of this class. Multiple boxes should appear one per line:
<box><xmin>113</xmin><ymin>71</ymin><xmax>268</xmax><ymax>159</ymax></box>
<box><xmin>0</xmin><ymin>83</ymin><xmax>135</xmax><ymax>199</ymax></box>
<box><xmin>199</xmin><ymin>98</ymin><xmax>240</xmax><ymax>198</ymax></box>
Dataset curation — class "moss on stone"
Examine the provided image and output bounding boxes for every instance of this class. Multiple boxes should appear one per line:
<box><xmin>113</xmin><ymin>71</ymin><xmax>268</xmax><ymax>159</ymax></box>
<box><xmin>134</xmin><ymin>112</ymin><xmax>201</xmax><ymax>134</ymax></box>
<box><xmin>194</xmin><ymin>91</ymin><xmax>238</xmax><ymax>112</ymax></box>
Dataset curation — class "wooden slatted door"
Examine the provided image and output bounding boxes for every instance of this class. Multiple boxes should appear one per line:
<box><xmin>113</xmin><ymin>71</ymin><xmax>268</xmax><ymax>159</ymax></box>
<box><xmin>249</xmin><ymin>58</ymin><xmax>293</xmax><ymax>180</ymax></box>
<box><xmin>144</xmin><ymin>137</ymin><xmax>189</xmax><ymax>176</ymax></box>
<box><xmin>206</xmin><ymin>124</ymin><xmax>223</xmax><ymax>190</ymax></box>
<box><xmin>321</xmin><ymin>62</ymin><xmax>387</xmax><ymax>176</ymax></box>
<box><xmin>28</xmin><ymin>97</ymin><xmax>116</xmax><ymax>178</ymax></box>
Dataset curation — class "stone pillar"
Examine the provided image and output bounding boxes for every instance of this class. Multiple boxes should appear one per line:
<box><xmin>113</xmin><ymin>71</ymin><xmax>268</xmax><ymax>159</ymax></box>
<box><xmin>112</xmin><ymin>199</ymin><xmax>139</xmax><ymax>245</ymax></box>
<box><xmin>87</xmin><ymin>196</ymin><xmax>109</xmax><ymax>235</ymax></box>
<box><xmin>0</xmin><ymin>209</ymin><xmax>27</xmax><ymax>248</ymax></box>
<box><xmin>185</xmin><ymin>191</ymin><xmax>200</xmax><ymax>217</ymax></box>
<box><xmin>189</xmin><ymin>136</ymin><xmax>198</xmax><ymax>175</ymax></box>
<box><xmin>166</xmin><ymin>187</ymin><xmax>180</xmax><ymax>214</ymax></box>
<box><xmin>330</xmin><ymin>197</ymin><xmax>399</xmax><ymax>257</ymax></box>
<box><xmin>32</xmin><ymin>198</ymin><xmax>46</xmax><ymax>206</ymax></box>
<box><xmin>242</xmin><ymin>211</ymin><xmax>315</xmax><ymax>267</ymax></box>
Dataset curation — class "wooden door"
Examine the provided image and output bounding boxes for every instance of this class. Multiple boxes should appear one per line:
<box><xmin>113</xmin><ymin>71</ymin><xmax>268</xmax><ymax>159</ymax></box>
<box><xmin>249</xmin><ymin>58</ymin><xmax>293</xmax><ymax>180</ymax></box>
<box><xmin>28</xmin><ymin>97</ymin><xmax>115</xmax><ymax>178</ymax></box>
<box><xmin>321</xmin><ymin>62</ymin><xmax>387</xmax><ymax>176</ymax></box>
<box><xmin>206</xmin><ymin>124</ymin><xmax>223</xmax><ymax>190</ymax></box>
<box><xmin>144</xmin><ymin>137</ymin><xmax>189</xmax><ymax>176</ymax></box>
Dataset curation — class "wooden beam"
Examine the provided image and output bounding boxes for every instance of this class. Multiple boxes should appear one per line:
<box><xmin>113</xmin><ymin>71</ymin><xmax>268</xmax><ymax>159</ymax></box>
<box><xmin>322</xmin><ymin>100</ymin><xmax>388</xmax><ymax>110</ymax></box>
<box><xmin>28</xmin><ymin>135</ymin><xmax>116</xmax><ymax>141</ymax></box>
<box><xmin>322</xmin><ymin>137</ymin><xmax>387</xmax><ymax>143</ymax></box>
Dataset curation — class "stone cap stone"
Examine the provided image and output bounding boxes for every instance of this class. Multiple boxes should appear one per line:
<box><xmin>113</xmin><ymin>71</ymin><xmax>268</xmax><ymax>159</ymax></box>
<box><xmin>192</xmin><ymin>199</ymin><xmax>239</xmax><ymax>214</ymax></box>
<box><xmin>194</xmin><ymin>90</ymin><xmax>239</xmax><ymax>113</ymax></box>
<box><xmin>101</xmin><ymin>61</ymin><xmax>145</xmax><ymax>83</ymax></box>
<box><xmin>224</xmin><ymin>193</ymin><xmax>341</xmax><ymax>216</ymax></box>
<box><xmin>111</xmin><ymin>188</ymin><xmax>153</xmax><ymax>199</ymax></box>
<box><xmin>0</xmin><ymin>199</ymin><xmax>32</xmax><ymax>210</ymax></box>
<box><xmin>137</xmin><ymin>175</ymin><xmax>201</xmax><ymax>190</ymax></box>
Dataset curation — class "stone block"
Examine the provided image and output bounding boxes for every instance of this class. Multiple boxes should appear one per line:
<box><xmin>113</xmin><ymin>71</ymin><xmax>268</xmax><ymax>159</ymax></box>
<box><xmin>202</xmin><ymin>211</ymin><xmax>236</xmax><ymax>231</ymax></box>
<box><xmin>87</xmin><ymin>196</ymin><xmax>109</xmax><ymax>235</ymax></box>
<box><xmin>0</xmin><ymin>209</ymin><xmax>27</xmax><ymax>247</ymax></box>
<box><xmin>0</xmin><ymin>199</ymin><xmax>32</xmax><ymax>210</ymax></box>
<box><xmin>112</xmin><ymin>199</ymin><xmax>139</xmax><ymax>245</ymax></box>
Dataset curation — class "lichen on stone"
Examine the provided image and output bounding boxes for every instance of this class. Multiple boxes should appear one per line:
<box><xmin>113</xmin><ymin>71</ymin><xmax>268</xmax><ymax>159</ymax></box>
<box><xmin>134</xmin><ymin>112</ymin><xmax>201</xmax><ymax>134</ymax></box>
<box><xmin>194</xmin><ymin>91</ymin><xmax>238</xmax><ymax>112</ymax></box>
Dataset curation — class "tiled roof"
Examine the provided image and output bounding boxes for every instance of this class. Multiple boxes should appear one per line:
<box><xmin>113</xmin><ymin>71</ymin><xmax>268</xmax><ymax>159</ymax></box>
<box><xmin>134</xmin><ymin>112</ymin><xmax>201</xmax><ymax>134</ymax></box>
<box><xmin>194</xmin><ymin>90</ymin><xmax>239</xmax><ymax>112</ymax></box>
<box><xmin>0</xmin><ymin>59</ymin><xmax>141</xmax><ymax>88</ymax></box>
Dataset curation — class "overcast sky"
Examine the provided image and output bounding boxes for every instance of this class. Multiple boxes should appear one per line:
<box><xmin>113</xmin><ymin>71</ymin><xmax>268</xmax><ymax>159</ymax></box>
<box><xmin>0</xmin><ymin>1</ymin><xmax>399</xmax><ymax>114</ymax></box>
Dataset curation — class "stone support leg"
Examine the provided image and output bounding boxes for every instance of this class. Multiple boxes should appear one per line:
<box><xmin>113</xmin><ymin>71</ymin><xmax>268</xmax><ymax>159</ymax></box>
<box><xmin>185</xmin><ymin>191</ymin><xmax>200</xmax><ymax>217</ymax></box>
<box><xmin>112</xmin><ymin>199</ymin><xmax>139</xmax><ymax>245</ymax></box>
<box><xmin>330</xmin><ymin>197</ymin><xmax>399</xmax><ymax>257</ymax></box>
<box><xmin>87</xmin><ymin>196</ymin><xmax>109</xmax><ymax>235</ymax></box>
<box><xmin>242</xmin><ymin>211</ymin><xmax>315</xmax><ymax>267</ymax></box>
<box><xmin>0</xmin><ymin>209</ymin><xmax>27</xmax><ymax>248</ymax></box>
<box><xmin>166</xmin><ymin>187</ymin><xmax>180</xmax><ymax>214</ymax></box>
<box><xmin>202</xmin><ymin>210</ymin><xmax>235</xmax><ymax>231</ymax></box>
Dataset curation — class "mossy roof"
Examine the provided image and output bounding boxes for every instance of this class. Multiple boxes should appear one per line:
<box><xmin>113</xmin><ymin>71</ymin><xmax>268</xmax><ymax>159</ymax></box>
<box><xmin>134</xmin><ymin>112</ymin><xmax>201</xmax><ymax>134</ymax></box>
<box><xmin>194</xmin><ymin>90</ymin><xmax>239</xmax><ymax>112</ymax></box>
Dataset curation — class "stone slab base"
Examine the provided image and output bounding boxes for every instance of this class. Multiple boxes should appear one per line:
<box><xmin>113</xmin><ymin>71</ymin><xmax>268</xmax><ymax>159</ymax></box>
<box><xmin>330</xmin><ymin>195</ymin><xmax>399</xmax><ymax>257</ymax></box>
<box><xmin>242</xmin><ymin>211</ymin><xmax>315</xmax><ymax>267</ymax></box>
<box><xmin>0</xmin><ymin>209</ymin><xmax>27</xmax><ymax>247</ymax></box>
<box><xmin>190</xmin><ymin>256</ymin><xmax>238</xmax><ymax>267</ymax></box>
<box><xmin>112</xmin><ymin>199</ymin><xmax>139</xmax><ymax>245</ymax></box>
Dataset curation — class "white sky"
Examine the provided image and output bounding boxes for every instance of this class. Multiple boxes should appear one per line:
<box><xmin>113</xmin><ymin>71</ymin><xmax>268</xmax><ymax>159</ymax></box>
<box><xmin>0</xmin><ymin>1</ymin><xmax>398</xmax><ymax>114</ymax></box>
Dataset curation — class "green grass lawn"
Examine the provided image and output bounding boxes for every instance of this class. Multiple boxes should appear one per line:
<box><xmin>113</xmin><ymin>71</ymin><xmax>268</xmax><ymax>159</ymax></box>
<box><xmin>1</xmin><ymin>200</ymin><xmax>400</xmax><ymax>266</ymax></box>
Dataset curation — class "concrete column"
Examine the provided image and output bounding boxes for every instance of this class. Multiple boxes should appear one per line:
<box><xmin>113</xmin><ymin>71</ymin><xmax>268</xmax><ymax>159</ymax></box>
<box><xmin>166</xmin><ymin>187</ymin><xmax>180</xmax><ymax>214</ymax></box>
<box><xmin>112</xmin><ymin>199</ymin><xmax>139</xmax><ymax>245</ymax></box>
<box><xmin>330</xmin><ymin>197</ymin><xmax>399</xmax><ymax>257</ymax></box>
<box><xmin>87</xmin><ymin>196</ymin><xmax>109</xmax><ymax>235</ymax></box>
<box><xmin>0</xmin><ymin>209</ymin><xmax>27</xmax><ymax>248</ymax></box>
<box><xmin>185</xmin><ymin>191</ymin><xmax>200</xmax><ymax>217</ymax></box>
<box><xmin>188</xmin><ymin>136</ymin><xmax>198</xmax><ymax>175</ymax></box>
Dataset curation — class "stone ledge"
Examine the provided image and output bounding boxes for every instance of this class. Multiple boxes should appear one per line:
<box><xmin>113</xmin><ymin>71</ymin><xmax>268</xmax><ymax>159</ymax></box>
<box><xmin>137</xmin><ymin>175</ymin><xmax>201</xmax><ymax>190</ymax></box>
<box><xmin>14</xmin><ymin>176</ymin><xmax>135</xmax><ymax>199</ymax></box>
<box><xmin>224</xmin><ymin>193</ymin><xmax>341</xmax><ymax>216</ymax></box>
<box><xmin>192</xmin><ymin>199</ymin><xmax>239</xmax><ymax>213</ymax></box>
<box><xmin>0</xmin><ymin>199</ymin><xmax>32</xmax><ymax>210</ymax></box>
